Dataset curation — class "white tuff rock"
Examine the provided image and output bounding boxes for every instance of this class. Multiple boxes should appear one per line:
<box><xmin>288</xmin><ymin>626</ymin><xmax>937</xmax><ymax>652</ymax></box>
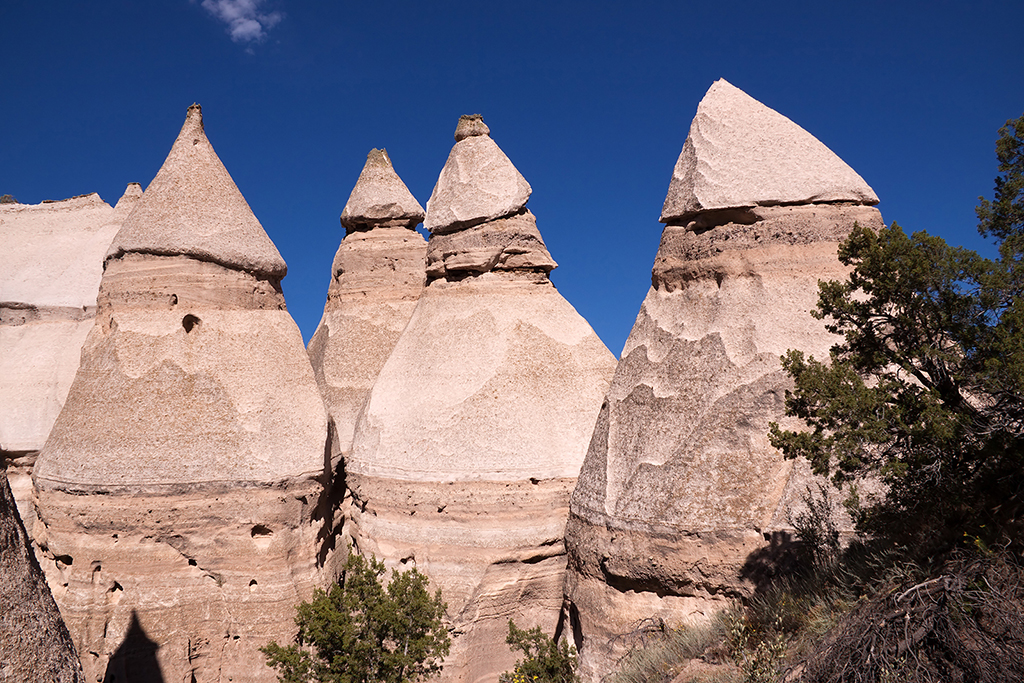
<box><xmin>349</xmin><ymin>115</ymin><xmax>616</xmax><ymax>683</ymax></box>
<box><xmin>424</xmin><ymin>114</ymin><xmax>532</xmax><ymax>234</ymax></box>
<box><xmin>566</xmin><ymin>82</ymin><xmax>883</xmax><ymax>682</ymax></box>
<box><xmin>660</xmin><ymin>79</ymin><xmax>878</xmax><ymax>223</ymax></box>
<box><xmin>33</xmin><ymin>104</ymin><xmax>328</xmax><ymax>683</ymax></box>
<box><xmin>0</xmin><ymin>186</ymin><xmax>140</xmax><ymax>529</ymax></box>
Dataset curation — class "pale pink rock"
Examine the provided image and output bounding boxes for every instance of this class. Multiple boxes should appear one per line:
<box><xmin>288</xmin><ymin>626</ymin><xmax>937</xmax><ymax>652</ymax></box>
<box><xmin>33</xmin><ymin>104</ymin><xmax>327</xmax><ymax>683</ymax></box>
<box><xmin>349</xmin><ymin>116</ymin><xmax>616</xmax><ymax>683</ymax></box>
<box><xmin>340</xmin><ymin>148</ymin><xmax>425</xmax><ymax>230</ymax></box>
<box><xmin>661</xmin><ymin>79</ymin><xmax>878</xmax><ymax>223</ymax></box>
<box><xmin>309</xmin><ymin>148</ymin><xmax>427</xmax><ymax>497</ymax></box>
<box><xmin>424</xmin><ymin>115</ymin><xmax>531</xmax><ymax>234</ymax></box>
<box><xmin>108</xmin><ymin>104</ymin><xmax>287</xmax><ymax>278</ymax></box>
<box><xmin>567</xmin><ymin>82</ymin><xmax>883</xmax><ymax>681</ymax></box>
<box><xmin>1</xmin><ymin>185</ymin><xmax>141</xmax><ymax>530</ymax></box>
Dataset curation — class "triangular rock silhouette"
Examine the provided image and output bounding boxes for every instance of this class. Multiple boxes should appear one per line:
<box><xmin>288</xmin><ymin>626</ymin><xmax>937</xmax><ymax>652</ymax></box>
<box><xmin>424</xmin><ymin>114</ymin><xmax>531</xmax><ymax>234</ymax></box>
<box><xmin>109</xmin><ymin>104</ymin><xmax>287</xmax><ymax>278</ymax></box>
<box><xmin>33</xmin><ymin>105</ymin><xmax>328</xmax><ymax>683</ymax></box>
<box><xmin>1</xmin><ymin>474</ymin><xmax>85</xmax><ymax>683</ymax></box>
<box><xmin>340</xmin><ymin>148</ymin><xmax>425</xmax><ymax>229</ymax></box>
<box><xmin>661</xmin><ymin>79</ymin><xmax>878</xmax><ymax>222</ymax></box>
<box><xmin>566</xmin><ymin>82</ymin><xmax>884</xmax><ymax>681</ymax></box>
<box><xmin>308</xmin><ymin>148</ymin><xmax>427</xmax><ymax>507</ymax></box>
<box><xmin>348</xmin><ymin>116</ymin><xmax>616</xmax><ymax>683</ymax></box>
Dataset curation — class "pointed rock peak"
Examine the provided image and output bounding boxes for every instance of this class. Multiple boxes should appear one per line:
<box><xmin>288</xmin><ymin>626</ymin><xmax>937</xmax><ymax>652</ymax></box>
<box><xmin>661</xmin><ymin>79</ymin><xmax>879</xmax><ymax>224</ymax></box>
<box><xmin>107</xmin><ymin>104</ymin><xmax>287</xmax><ymax>279</ymax></box>
<box><xmin>454</xmin><ymin>114</ymin><xmax>490</xmax><ymax>141</ymax></box>
<box><xmin>184</xmin><ymin>102</ymin><xmax>204</xmax><ymax>133</ymax></box>
<box><xmin>340</xmin><ymin>148</ymin><xmax>425</xmax><ymax>231</ymax></box>
<box><xmin>113</xmin><ymin>183</ymin><xmax>143</xmax><ymax>213</ymax></box>
<box><xmin>425</xmin><ymin>115</ymin><xmax>531</xmax><ymax>234</ymax></box>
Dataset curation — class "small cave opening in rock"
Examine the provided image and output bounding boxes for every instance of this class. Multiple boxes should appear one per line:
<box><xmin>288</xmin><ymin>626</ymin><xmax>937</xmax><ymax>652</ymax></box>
<box><xmin>188</xmin><ymin>559</ymin><xmax>197</xmax><ymax>567</ymax></box>
<box><xmin>251</xmin><ymin>524</ymin><xmax>273</xmax><ymax>538</ymax></box>
<box><xmin>182</xmin><ymin>314</ymin><xmax>200</xmax><ymax>333</ymax></box>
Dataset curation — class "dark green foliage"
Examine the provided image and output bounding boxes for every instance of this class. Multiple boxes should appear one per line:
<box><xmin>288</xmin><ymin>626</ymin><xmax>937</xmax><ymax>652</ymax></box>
<box><xmin>498</xmin><ymin>621</ymin><xmax>579</xmax><ymax>683</ymax></box>
<box><xmin>770</xmin><ymin>114</ymin><xmax>1024</xmax><ymax>558</ymax></box>
<box><xmin>977</xmin><ymin>114</ymin><xmax>1024</xmax><ymax>243</ymax></box>
<box><xmin>261</xmin><ymin>551</ymin><xmax>450</xmax><ymax>683</ymax></box>
<box><xmin>0</xmin><ymin>194</ymin><xmax>16</xmax><ymax>204</ymax></box>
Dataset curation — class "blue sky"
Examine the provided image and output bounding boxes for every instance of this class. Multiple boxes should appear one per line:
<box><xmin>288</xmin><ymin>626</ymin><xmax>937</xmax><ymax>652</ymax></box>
<box><xmin>2</xmin><ymin>1</ymin><xmax>1022</xmax><ymax>355</ymax></box>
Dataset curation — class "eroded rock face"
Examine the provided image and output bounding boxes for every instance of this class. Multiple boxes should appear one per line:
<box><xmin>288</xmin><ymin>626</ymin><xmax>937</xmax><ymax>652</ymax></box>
<box><xmin>32</xmin><ymin>104</ymin><xmax>329</xmax><ymax>683</ymax></box>
<box><xmin>565</xmin><ymin>82</ymin><xmax>883</xmax><ymax>681</ymax></box>
<box><xmin>424</xmin><ymin>115</ymin><xmax>532</xmax><ymax>234</ymax></box>
<box><xmin>349</xmin><ymin>116</ymin><xmax>617</xmax><ymax>683</ymax></box>
<box><xmin>307</xmin><ymin>149</ymin><xmax>427</xmax><ymax>573</ymax></box>
<box><xmin>660</xmin><ymin>79</ymin><xmax>878</xmax><ymax>223</ymax></box>
<box><xmin>0</xmin><ymin>186</ymin><xmax>140</xmax><ymax>530</ymax></box>
<box><xmin>1</xmin><ymin>472</ymin><xmax>85</xmax><ymax>683</ymax></box>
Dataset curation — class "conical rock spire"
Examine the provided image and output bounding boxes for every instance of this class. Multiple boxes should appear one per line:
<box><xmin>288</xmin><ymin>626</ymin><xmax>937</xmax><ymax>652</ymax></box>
<box><xmin>108</xmin><ymin>104</ymin><xmax>287</xmax><ymax>279</ymax></box>
<box><xmin>348</xmin><ymin>114</ymin><xmax>615</xmax><ymax>683</ymax></box>
<box><xmin>567</xmin><ymin>81</ymin><xmax>884</xmax><ymax>681</ymax></box>
<box><xmin>309</xmin><ymin>148</ymin><xmax>427</xmax><ymax>481</ymax></box>
<box><xmin>424</xmin><ymin>115</ymin><xmax>531</xmax><ymax>234</ymax></box>
<box><xmin>340</xmin><ymin>148</ymin><xmax>425</xmax><ymax>231</ymax></box>
<box><xmin>33</xmin><ymin>105</ymin><xmax>327</xmax><ymax>683</ymax></box>
<box><xmin>423</xmin><ymin>115</ymin><xmax>554</xmax><ymax>280</ymax></box>
<box><xmin>661</xmin><ymin>79</ymin><xmax>878</xmax><ymax>223</ymax></box>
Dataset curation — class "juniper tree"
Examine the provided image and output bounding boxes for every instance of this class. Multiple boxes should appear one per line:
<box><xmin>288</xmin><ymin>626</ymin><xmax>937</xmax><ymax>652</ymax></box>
<box><xmin>261</xmin><ymin>551</ymin><xmax>449</xmax><ymax>683</ymax></box>
<box><xmin>769</xmin><ymin>114</ymin><xmax>1024</xmax><ymax>557</ymax></box>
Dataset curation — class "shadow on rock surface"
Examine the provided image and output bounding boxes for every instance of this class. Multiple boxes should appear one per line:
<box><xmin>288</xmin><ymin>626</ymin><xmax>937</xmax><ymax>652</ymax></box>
<box><xmin>739</xmin><ymin>530</ymin><xmax>803</xmax><ymax>596</ymax></box>
<box><xmin>103</xmin><ymin>611</ymin><xmax>165</xmax><ymax>683</ymax></box>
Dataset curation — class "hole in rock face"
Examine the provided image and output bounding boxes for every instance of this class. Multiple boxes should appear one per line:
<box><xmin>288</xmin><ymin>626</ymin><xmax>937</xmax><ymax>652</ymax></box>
<box><xmin>182</xmin><ymin>314</ymin><xmax>200</xmax><ymax>333</ymax></box>
<box><xmin>111</xmin><ymin>581</ymin><xmax>123</xmax><ymax>593</ymax></box>
<box><xmin>188</xmin><ymin>559</ymin><xmax>197</xmax><ymax>567</ymax></box>
<box><xmin>55</xmin><ymin>554</ymin><xmax>73</xmax><ymax>567</ymax></box>
<box><xmin>251</xmin><ymin>524</ymin><xmax>272</xmax><ymax>538</ymax></box>
<box><xmin>249</xmin><ymin>579</ymin><xmax>257</xmax><ymax>589</ymax></box>
<box><xmin>170</xmin><ymin>294</ymin><xmax>178</xmax><ymax>306</ymax></box>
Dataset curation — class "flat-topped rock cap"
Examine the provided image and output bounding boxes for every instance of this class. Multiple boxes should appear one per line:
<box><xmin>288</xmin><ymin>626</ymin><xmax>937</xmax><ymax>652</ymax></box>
<box><xmin>454</xmin><ymin>114</ymin><xmax>490</xmax><ymax>141</ymax></box>
<box><xmin>108</xmin><ymin>104</ymin><xmax>287</xmax><ymax>279</ymax></box>
<box><xmin>340</xmin><ymin>148</ymin><xmax>425</xmax><ymax>231</ymax></box>
<box><xmin>661</xmin><ymin>79</ymin><xmax>879</xmax><ymax>224</ymax></box>
<box><xmin>425</xmin><ymin>115</ymin><xmax>531</xmax><ymax>234</ymax></box>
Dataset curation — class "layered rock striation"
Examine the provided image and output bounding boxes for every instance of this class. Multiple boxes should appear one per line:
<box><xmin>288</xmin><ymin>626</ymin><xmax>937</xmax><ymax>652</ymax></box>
<box><xmin>348</xmin><ymin>115</ymin><xmax>617</xmax><ymax>683</ymax></box>
<box><xmin>307</xmin><ymin>149</ymin><xmax>427</xmax><ymax>576</ymax></box>
<box><xmin>1</xmin><ymin>471</ymin><xmax>85</xmax><ymax>683</ymax></box>
<box><xmin>32</xmin><ymin>104</ymin><xmax>329</xmax><ymax>683</ymax></box>
<box><xmin>308</xmin><ymin>148</ymin><xmax>427</xmax><ymax>471</ymax></box>
<box><xmin>564</xmin><ymin>80</ymin><xmax>883</xmax><ymax>680</ymax></box>
<box><xmin>0</xmin><ymin>186</ymin><xmax>141</xmax><ymax>529</ymax></box>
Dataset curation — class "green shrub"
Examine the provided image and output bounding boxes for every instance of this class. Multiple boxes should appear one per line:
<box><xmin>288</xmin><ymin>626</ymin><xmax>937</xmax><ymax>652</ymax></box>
<box><xmin>261</xmin><ymin>550</ymin><xmax>450</xmax><ymax>683</ymax></box>
<box><xmin>498</xmin><ymin>620</ymin><xmax>578</xmax><ymax>683</ymax></box>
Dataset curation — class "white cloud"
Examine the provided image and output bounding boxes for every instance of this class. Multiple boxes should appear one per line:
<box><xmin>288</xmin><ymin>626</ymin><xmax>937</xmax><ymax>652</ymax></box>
<box><xmin>200</xmin><ymin>0</ymin><xmax>283</xmax><ymax>43</ymax></box>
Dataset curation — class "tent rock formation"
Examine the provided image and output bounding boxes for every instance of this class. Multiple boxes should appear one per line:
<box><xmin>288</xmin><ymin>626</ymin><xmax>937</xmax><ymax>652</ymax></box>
<box><xmin>348</xmin><ymin>115</ymin><xmax>617</xmax><ymax>683</ymax></box>
<box><xmin>1</xmin><ymin>472</ymin><xmax>85</xmax><ymax>683</ymax></box>
<box><xmin>307</xmin><ymin>148</ymin><xmax>428</xmax><ymax>571</ymax></box>
<box><xmin>32</xmin><ymin>104</ymin><xmax>329</xmax><ymax>683</ymax></box>
<box><xmin>564</xmin><ymin>80</ymin><xmax>883</xmax><ymax>681</ymax></box>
